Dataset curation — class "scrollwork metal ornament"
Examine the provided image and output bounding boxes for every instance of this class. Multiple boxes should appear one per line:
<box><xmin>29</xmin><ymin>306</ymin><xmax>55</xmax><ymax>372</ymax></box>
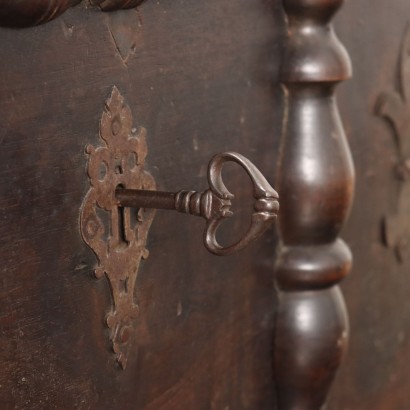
<box><xmin>80</xmin><ymin>86</ymin><xmax>156</xmax><ymax>369</ymax></box>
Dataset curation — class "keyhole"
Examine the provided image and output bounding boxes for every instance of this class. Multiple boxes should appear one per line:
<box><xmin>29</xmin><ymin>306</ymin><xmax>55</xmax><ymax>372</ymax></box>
<box><xmin>118</xmin><ymin>206</ymin><xmax>129</xmax><ymax>248</ymax></box>
<box><xmin>115</xmin><ymin>157</ymin><xmax>124</xmax><ymax>175</ymax></box>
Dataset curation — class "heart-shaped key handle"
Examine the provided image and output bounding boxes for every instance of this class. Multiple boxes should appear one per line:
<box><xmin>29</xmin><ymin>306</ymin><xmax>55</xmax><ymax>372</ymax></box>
<box><xmin>116</xmin><ymin>152</ymin><xmax>279</xmax><ymax>256</ymax></box>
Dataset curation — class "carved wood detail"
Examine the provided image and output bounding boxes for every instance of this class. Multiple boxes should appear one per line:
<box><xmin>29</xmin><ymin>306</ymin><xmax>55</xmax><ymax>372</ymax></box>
<box><xmin>377</xmin><ymin>24</ymin><xmax>410</xmax><ymax>263</ymax></box>
<box><xmin>274</xmin><ymin>0</ymin><xmax>354</xmax><ymax>408</ymax></box>
<box><xmin>0</xmin><ymin>0</ymin><xmax>146</xmax><ymax>28</ymax></box>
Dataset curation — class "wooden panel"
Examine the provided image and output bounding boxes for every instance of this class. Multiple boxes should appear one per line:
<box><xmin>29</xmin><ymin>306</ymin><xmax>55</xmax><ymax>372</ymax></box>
<box><xmin>0</xmin><ymin>1</ymin><xmax>284</xmax><ymax>409</ymax></box>
<box><xmin>329</xmin><ymin>1</ymin><xmax>410</xmax><ymax>409</ymax></box>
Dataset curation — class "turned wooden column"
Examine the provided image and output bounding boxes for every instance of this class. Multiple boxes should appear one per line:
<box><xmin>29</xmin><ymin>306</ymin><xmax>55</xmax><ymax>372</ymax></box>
<box><xmin>274</xmin><ymin>0</ymin><xmax>354</xmax><ymax>409</ymax></box>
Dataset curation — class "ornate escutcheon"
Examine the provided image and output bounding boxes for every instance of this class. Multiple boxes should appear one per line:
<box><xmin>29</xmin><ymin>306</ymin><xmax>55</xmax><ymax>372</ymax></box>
<box><xmin>80</xmin><ymin>87</ymin><xmax>156</xmax><ymax>369</ymax></box>
<box><xmin>81</xmin><ymin>86</ymin><xmax>279</xmax><ymax>368</ymax></box>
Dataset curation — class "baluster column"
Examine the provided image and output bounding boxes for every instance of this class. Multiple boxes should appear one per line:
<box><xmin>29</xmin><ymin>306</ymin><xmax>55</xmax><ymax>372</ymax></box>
<box><xmin>274</xmin><ymin>0</ymin><xmax>354</xmax><ymax>408</ymax></box>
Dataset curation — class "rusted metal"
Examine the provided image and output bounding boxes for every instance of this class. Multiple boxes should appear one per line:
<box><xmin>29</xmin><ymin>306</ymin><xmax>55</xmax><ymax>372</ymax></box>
<box><xmin>116</xmin><ymin>189</ymin><xmax>177</xmax><ymax>210</ymax></box>
<box><xmin>80</xmin><ymin>86</ymin><xmax>156</xmax><ymax>369</ymax></box>
<box><xmin>116</xmin><ymin>152</ymin><xmax>280</xmax><ymax>256</ymax></box>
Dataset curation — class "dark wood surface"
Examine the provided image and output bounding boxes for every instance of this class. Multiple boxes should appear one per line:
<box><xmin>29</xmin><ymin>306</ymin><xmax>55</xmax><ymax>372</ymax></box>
<box><xmin>2</xmin><ymin>0</ymin><xmax>410</xmax><ymax>409</ymax></box>
<box><xmin>0</xmin><ymin>1</ymin><xmax>284</xmax><ymax>409</ymax></box>
<box><xmin>328</xmin><ymin>1</ymin><xmax>410</xmax><ymax>409</ymax></box>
